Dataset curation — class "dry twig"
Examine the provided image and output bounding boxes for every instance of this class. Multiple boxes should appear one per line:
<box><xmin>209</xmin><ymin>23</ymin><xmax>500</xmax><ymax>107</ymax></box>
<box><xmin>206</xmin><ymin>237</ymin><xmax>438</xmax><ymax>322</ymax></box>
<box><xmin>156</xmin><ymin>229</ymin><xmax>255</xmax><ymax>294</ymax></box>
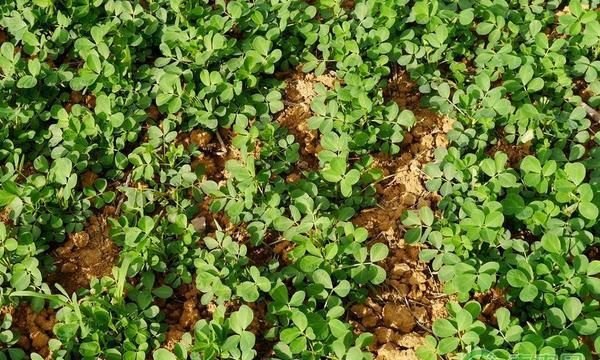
<box><xmin>581</xmin><ymin>102</ymin><xmax>600</xmax><ymax>123</ymax></box>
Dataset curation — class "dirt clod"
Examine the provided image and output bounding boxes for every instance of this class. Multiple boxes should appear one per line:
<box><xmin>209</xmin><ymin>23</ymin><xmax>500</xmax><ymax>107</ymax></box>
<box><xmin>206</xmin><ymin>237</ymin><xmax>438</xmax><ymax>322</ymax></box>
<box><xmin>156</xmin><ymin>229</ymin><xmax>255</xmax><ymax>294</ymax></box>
<box><xmin>191</xmin><ymin>216</ymin><xmax>206</xmax><ymax>233</ymax></box>
<box><xmin>382</xmin><ymin>304</ymin><xmax>415</xmax><ymax>333</ymax></box>
<box><xmin>163</xmin><ymin>284</ymin><xmax>202</xmax><ymax>350</ymax></box>
<box><xmin>190</xmin><ymin>129</ymin><xmax>213</xmax><ymax>149</ymax></box>
<box><xmin>376</xmin><ymin>343</ymin><xmax>419</xmax><ymax>360</ymax></box>
<box><xmin>80</xmin><ymin>171</ymin><xmax>99</xmax><ymax>188</ymax></box>
<box><xmin>52</xmin><ymin>209</ymin><xmax>119</xmax><ymax>293</ymax></box>
<box><xmin>11</xmin><ymin>305</ymin><xmax>56</xmax><ymax>357</ymax></box>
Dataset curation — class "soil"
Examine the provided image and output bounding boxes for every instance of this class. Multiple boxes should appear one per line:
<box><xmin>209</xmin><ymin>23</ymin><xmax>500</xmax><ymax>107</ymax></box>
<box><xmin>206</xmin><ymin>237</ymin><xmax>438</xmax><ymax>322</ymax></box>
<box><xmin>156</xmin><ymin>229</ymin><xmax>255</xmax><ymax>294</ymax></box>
<box><xmin>4</xmin><ymin>67</ymin><xmax>454</xmax><ymax>359</ymax></box>
<box><xmin>9</xmin><ymin>304</ymin><xmax>55</xmax><ymax>357</ymax></box>
<box><xmin>351</xmin><ymin>68</ymin><xmax>453</xmax><ymax>359</ymax></box>
<box><xmin>353</xmin><ymin>70</ymin><xmax>452</xmax><ymax>240</ymax></box>
<box><xmin>0</xmin><ymin>207</ymin><xmax>10</xmax><ymax>225</ymax></box>
<box><xmin>80</xmin><ymin>170</ymin><xmax>99</xmax><ymax>188</ymax></box>
<box><xmin>51</xmin><ymin>206</ymin><xmax>120</xmax><ymax>293</ymax></box>
<box><xmin>487</xmin><ymin>137</ymin><xmax>532</xmax><ymax>168</ymax></box>
<box><xmin>574</xmin><ymin>78</ymin><xmax>595</xmax><ymax>103</ymax></box>
<box><xmin>160</xmin><ymin>284</ymin><xmax>274</xmax><ymax>357</ymax></box>
<box><xmin>473</xmin><ymin>288</ymin><xmax>510</xmax><ymax>325</ymax></box>
<box><xmin>161</xmin><ymin>283</ymin><xmax>205</xmax><ymax>350</ymax></box>
<box><xmin>186</xmin><ymin>127</ymin><xmax>240</xmax><ymax>184</ymax></box>
<box><xmin>277</xmin><ymin>70</ymin><xmax>337</xmax><ymax>172</ymax></box>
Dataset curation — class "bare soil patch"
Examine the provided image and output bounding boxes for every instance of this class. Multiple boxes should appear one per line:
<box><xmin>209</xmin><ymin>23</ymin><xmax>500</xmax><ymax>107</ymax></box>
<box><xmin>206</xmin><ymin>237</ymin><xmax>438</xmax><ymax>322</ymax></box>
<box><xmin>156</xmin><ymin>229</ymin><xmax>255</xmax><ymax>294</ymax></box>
<box><xmin>51</xmin><ymin>206</ymin><xmax>119</xmax><ymax>293</ymax></box>
<box><xmin>9</xmin><ymin>304</ymin><xmax>55</xmax><ymax>357</ymax></box>
<box><xmin>161</xmin><ymin>283</ymin><xmax>205</xmax><ymax>350</ymax></box>
<box><xmin>351</xmin><ymin>69</ymin><xmax>453</xmax><ymax>359</ymax></box>
<box><xmin>277</xmin><ymin>70</ymin><xmax>337</xmax><ymax>172</ymax></box>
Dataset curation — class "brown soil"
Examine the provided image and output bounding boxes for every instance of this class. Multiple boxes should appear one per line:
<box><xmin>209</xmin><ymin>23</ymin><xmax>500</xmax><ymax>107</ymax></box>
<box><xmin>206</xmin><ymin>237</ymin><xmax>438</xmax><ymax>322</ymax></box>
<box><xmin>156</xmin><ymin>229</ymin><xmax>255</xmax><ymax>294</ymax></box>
<box><xmin>277</xmin><ymin>70</ymin><xmax>337</xmax><ymax>171</ymax></box>
<box><xmin>51</xmin><ymin>207</ymin><xmax>119</xmax><ymax>293</ymax></box>
<box><xmin>0</xmin><ymin>207</ymin><xmax>10</xmax><ymax>225</ymax></box>
<box><xmin>161</xmin><ymin>284</ymin><xmax>205</xmax><ymax>350</ymax></box>
<box><xmin>147</xmin><ymin>104</ymin><xmax>161</xmax><ymax>121</ymax></box>
<box><xmin>80</xmin><ymin>170</ymin><xmax>99</xmax><ymax>188</ymax></box>
<box><xmin>487</xmin><ymin>138</ymin><xmax>532</xmax><ymax>168</ymax></box>
<box><xmin>383</xmin><ymin>69</ymin><xmax>422</xmax><ymax>110</ymax></box>
<box><xmin>10</xmin><ymin>304</ymin><xmax>56</xmax><ymax>357</ymax></box>
<box><xmin>375</xmin><ymin>342</ymin><xmax>420</xmax><ymax>360</ymax></box>
<box><xmin>351</xmin><ymin>68</ymin><xmax>453</xmax><ymax>359</ymax></box>
<box><xmin>272</xmin><ymin>238</ymin><xmax>295</xmax><ymax>265</ymax></box>
<box><xmin>586</xmin><ymin>245</ymin><xmax>600</xmax><ymax>261</ymax></box>
<box><xmin>160</xmin><ymin>285</ymin><xmax>274</xmax><ymax>355</ymax></box>
<box><xmin>351</xmin><ymin>243</ymin><xmax>449</xmax><ymax>359</ymax></box>
<box><xmin>352</xmin><ymin>109</ymin><xmax>452</xmax><ymax>238</ymax></box>
<box><xmin>473</xmin><ymin>288</ymin><xmax>510</xmax><ymax>325</ymax></box>
<box><xmin>186</xmin><ymin>128</ymin><xmax>238</xmax><ymax>183</ymax></box>
<box><xmin>574</xmin><ymin>78</ymin><xmax>595</xmax><ymax>103</ymax></box>
<box><xmin>177</xmin><ymin>129</ymin><xmax>213</xmax><ymax>150</ymax></box>
<box><xmin>191</xmin><ymin>71</ymin><xmax>339</xmax><ymax>239</ymax></box>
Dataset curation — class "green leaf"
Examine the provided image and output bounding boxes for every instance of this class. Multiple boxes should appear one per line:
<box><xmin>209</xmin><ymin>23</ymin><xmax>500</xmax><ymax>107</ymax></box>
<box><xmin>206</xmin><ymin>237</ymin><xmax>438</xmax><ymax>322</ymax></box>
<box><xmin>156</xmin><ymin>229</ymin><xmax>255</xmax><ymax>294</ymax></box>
<box><xmin>291</xmin><ymin>311</ymin><xmax>308</xmax><ymax>331</ymax></box>
<box><xmin>227</xmin><ymin>1</ymin><xmax>243</xmax><ymax>18</ymax></box>
<box><xmin>502</xmin><ymin>194</ymin><xmax>525</xmax><ymax>215</ymax></box>
<box><xmin>506</xmin><ymin>269</ymin><xmax>529</xmax><ymax>288</ymax></box>
<box><xmin>573</xmin><ymin>318</ymin><xmax>598</xmax><ymax>335</ymax></box>
<box><xmin>546</xmin><ymin>307</ymin><xmax>566</xmax><ymax>328</ymax></box>
<box><xmin>312</xmin><ymin>269</ymin><xmax>333</xmax><ymax>289</ymax></box>
<box><xmin>419</xmin><ymin>207</ymin><xmax>434</xmax><ymax>226</ymax></box>
<box><xmin>519</xmin><ymin>284</ymin><xmax>538</xmax><ymax>302</ymax></box>
<box><xmin>329</xmin><ymin>319</ymin><xmax>348</xmax><ymax>338</ymax></box>
<box><xmin>518</xmin><ymin>65</ymin><xmax>534</xmax><ymax>85</ymax></box>
<box><xmin>588</xmin><ymin>261</ymin><xmax>600</xmax><ymax>275</ymax></box>
<box><xmin>432</xmin><ymin>319</ymin><xmax>456</xmax><ymax>337</ymax></box>
<box><xmin>17</xmin><ymin>75</ymin><xmax>37</xmax><ymax>89</ymax></box>
<box><xmin>458</xmin><ymin>9</ymin><xmax>474</xmax><ymax>25</ymax></box>
<box><xmin>437</xmin><ymin>337</ymin><xmax>459</xmax><ymax>355</ymax></box>
<box><xmin>230</xmin><ymin>305</ymin><xmax>253</xmax><ymax>334</ymax></box>
<box><xmin>541</xmin><ymin>233</ymin><xmax>562</xmax><ymax>254</ymax></box>
<box><xmin>321</xmin><ymin>158</ymin><xmax>346</xmax><ymax>182</ymax></box>
<box><xmin>168</xmin><ymin>97</ymin><xmax>182</xmax><ymax>114</ymax></box>
<box><xmin>345</xmin><ymin>347</ymin><xmax>364</xmax><ymax>360</ymax></box>
<box><xmin>28</xmin><ymin>58</ymin><xmax>41</xmax><ymax>76</ymax></box>
<box><xmin>565</xmin><ymin>162</ymin><xmax>586</xmax><ymax>185</ymax></box>
<box><xmin>86</xmin><ymin>51</ymin><xmax>102</xmax><ymax>73</ymax></box>
<box><xmin>369</xmin><ymin>243</ymin><xmax>388</xmax><ymax>262</ymax></box>
<box><xmin>152</xmin><ymin>286</ymin><xmax>173</xmax><ymax>299</ymax></box>
<box><xmin>298</xmin><ymin>255</ymin><xmax>323</xmax><ymax>273</ymax></box>
<box><xmin>415</xmin><ymin>340</ymin><xmax>437</xmax><ymax>360</ymax></box>
<box><xmin>252</xmin><ymin>36</ymin><xmax>271</xmax><ymax>55</ymax></box>
<box><xmin>527</xmin><ymin>78</ymin><xmax>544</xmax><ymax>92</ymax></box>
<box><xmin>579</xmin><ymin>202</ymin><xmax>598</xmax><ymax>220</ymax></box>
<box><xmin>520</xmin><ymin>156</ymin><xmax>541</xmax><ymax>173</ymax></box>
<box><xmin>79</xmin><ymin>342</ymin><xmax>100</xmax><ymax>357</ymax></box>
<box><xmin>495</xmin><ymin>308</ymin><xmax>510</xmax><ymax>330</ymax></box>
<box><xmin>153</xmin><ymin>349</ymin><xmax>177</xmax><ymax>360</ymax></box>
<box><xmin>562</xmin><ymin>297</ymin><xmax>582</xmax><ymax>322</ymax></box>
<box><xmin>0</xmin><ymin>190</ymin><xmax>16</xmax><ymax>206</ymax></box>
<box><xmin>49</xmin><ymin>158</ymin><xmax>73</xmax><ymax>185</ymax></box>
<box><xmin>10</xmin><ymin>270</ymin><xmax>30</xmax><ymax>291</ymax></box>
<box><xmin>456</xmin><ymin>309</ymin><xmax>472</xmax><ymax>331</ymax></box>
<box><xmin>237</xmin><ymin>282</ymin><xmax>259</xmax><ymax>302</ymax></box>
<box><xmin>485</xmin><ymin>211</ymin><xmax>504</xmax><ymax>228</ymax></box>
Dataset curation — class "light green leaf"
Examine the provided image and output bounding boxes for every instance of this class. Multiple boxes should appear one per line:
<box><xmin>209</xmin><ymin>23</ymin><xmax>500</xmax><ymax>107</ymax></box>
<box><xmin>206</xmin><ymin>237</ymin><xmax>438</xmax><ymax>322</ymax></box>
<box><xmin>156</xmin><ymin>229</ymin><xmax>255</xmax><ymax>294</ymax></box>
<box><xmin>369</xmin><ymin>243</ymin><xmax>388</xmax><ymax>263</ymax></box>
<box><xmin>563</xmin><ymin>297</ymin><xmax>582</xmax><ymax>322</ymax></box>
<box><xmin>541</xmin><ymin>233</ymin><xmax>562</xmax><ymax>254</ymax></box>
